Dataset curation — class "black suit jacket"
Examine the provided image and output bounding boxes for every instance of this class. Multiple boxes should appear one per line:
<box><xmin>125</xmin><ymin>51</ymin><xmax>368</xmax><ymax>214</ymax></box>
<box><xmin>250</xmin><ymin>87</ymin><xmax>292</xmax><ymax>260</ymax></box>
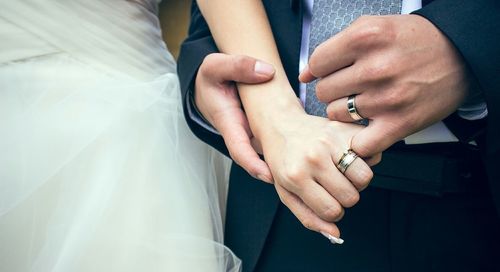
<box><xmin>178</xmin><ymin>1</ymin><xmax>500</xmax><ymax>271</ymax></box>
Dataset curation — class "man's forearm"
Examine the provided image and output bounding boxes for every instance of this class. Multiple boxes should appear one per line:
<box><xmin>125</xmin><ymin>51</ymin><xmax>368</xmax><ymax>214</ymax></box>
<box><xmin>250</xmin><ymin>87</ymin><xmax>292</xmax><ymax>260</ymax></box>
<box><xmin>177</xmin><ymin>2</ymin><xmax>229</xmax><ymax>156</ymax></box>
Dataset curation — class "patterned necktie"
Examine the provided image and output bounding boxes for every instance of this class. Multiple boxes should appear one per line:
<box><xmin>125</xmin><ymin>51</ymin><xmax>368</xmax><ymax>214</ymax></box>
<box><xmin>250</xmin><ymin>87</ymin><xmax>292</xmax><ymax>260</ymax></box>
<box><xmin>305</xmin><ymin>0</ymin><xmax>402</xmax><ymax>117</ymax></box>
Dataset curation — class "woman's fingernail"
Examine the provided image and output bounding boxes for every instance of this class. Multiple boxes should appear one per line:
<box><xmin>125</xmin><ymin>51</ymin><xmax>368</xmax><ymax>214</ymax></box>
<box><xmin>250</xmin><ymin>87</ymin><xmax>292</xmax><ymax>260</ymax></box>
<box><xmin>254</xmin><ymin>61</ymin><xmax>275</xmax><ymax>76</ymax></box>
<box><xmin>321</xmin><ymin>231</ymin><xmax>344</xmax><ymax>245</ymax></box>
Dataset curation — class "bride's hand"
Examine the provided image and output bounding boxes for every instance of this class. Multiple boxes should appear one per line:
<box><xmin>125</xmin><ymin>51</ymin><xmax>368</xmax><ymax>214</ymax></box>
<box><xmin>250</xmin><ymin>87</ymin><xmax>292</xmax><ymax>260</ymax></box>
<box><xmin>255</xmin><ymin>109</ymin><xmax>376</xmax><ymax>238</ymax></box>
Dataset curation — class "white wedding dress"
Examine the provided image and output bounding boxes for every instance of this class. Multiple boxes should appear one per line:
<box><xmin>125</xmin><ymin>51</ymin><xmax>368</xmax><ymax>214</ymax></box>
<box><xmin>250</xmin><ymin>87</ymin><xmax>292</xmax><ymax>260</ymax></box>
<box><xmin>0</xmin><ymin>1</ymin><xmax>240</xmax><ymax>271</ymax></box>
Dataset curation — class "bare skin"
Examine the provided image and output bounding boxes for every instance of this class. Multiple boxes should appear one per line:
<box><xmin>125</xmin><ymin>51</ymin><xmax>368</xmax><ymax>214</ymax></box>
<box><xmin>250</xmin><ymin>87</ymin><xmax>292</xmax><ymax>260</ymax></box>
<box><xmin>300</xmin><ymin>15</ymin><xmax>469</xmax><ymax>157</ymax></box>
<box><xmin>195</xmin><ymin>0</ymin><xmax>376</xmax><ymax>239</ymax></box>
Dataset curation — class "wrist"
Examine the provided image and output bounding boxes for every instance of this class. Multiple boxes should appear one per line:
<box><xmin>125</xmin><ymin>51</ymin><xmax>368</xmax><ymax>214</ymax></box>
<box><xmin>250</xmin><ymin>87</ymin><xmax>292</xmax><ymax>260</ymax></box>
<box><xmin>248</xmin><ymin>99</ymin><xmax>305</xmax><ymax>142</ymax></box>
<box><xmin>237</xmin><ymin>74</ymin><xmax>306</xmax><ymax>140</ymax></box>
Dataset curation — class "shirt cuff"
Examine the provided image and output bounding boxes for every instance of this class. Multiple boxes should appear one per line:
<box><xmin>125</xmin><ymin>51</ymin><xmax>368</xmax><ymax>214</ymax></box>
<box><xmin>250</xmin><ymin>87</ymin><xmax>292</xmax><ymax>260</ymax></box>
<box><xmin>457</xmin><ymin>102</ymin><xmax>488</xmax><ymax>121</ymax></box>
<box><xmin>186</xmin><ymin>89</ymin><xmax>220</xmax><ymax>135</ymax></box>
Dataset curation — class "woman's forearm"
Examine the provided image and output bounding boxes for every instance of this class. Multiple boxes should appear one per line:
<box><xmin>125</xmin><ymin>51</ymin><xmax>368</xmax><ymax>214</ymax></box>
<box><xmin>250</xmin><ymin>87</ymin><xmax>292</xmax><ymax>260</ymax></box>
<box><xmin>196</xmin><ymin>1</ymin><xmax>376</xmax><ymax>240</ymax></box>
<box><xmin>197</xmin><ymin>0</ymin><xmax>304</xmax><ymax>137</ymax></box>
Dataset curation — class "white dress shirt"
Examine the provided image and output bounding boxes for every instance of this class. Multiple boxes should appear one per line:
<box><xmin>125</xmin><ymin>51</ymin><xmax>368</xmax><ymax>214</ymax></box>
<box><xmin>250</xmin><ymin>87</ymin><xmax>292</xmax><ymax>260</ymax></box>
<box><xmin>190</xmin><ymin>0</ymin><xmax>487</xmax><ymax>144</ymax></box>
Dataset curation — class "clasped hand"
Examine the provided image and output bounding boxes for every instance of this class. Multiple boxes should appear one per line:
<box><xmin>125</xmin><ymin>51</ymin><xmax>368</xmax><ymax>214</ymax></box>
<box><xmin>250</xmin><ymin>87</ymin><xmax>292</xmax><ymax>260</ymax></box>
<box><xmin>195</xmin><ymin>54</ymin><xmax>376</xmax><ymax>238</ymax></box>
<box><xmin>194</xmin><ymin>14</ymin><xmax>469</xmax><ymax>239</ymax></box>
<box><xmin>300</xmin><ymin>15</ymin><xmax>468</xmax><ymax>158</ymax></box>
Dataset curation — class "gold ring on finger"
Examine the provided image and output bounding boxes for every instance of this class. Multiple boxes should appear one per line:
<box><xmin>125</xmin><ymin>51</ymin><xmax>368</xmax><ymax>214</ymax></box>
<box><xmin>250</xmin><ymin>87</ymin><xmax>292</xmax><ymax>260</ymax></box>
<box><xmin>337</xmin><ymin>149</ymin><xmax>358</xmax><ymax>174</ymax></box>
<box><xmin>347</xmin><ymin>95</ymin><xmax>364</xmax><ymax>121</ymax></box>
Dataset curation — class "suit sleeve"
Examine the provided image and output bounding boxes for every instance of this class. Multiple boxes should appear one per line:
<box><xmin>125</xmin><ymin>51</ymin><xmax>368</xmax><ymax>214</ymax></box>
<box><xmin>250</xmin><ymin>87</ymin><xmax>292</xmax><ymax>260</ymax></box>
<box><xmin>177</xmin><ymin>1</ymin><xmax>230</xmax><ymax>157</ymax></box>
<box><xmin>414</xmin><ymin>0</ymin><xmax>500</xmax><ymax>213</ymax></box>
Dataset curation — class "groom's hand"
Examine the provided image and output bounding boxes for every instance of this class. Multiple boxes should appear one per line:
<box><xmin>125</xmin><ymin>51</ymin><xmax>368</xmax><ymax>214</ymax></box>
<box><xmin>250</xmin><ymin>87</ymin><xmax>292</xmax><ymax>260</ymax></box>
<box><xmin>300</xmin><ymin>15</ymin><xmax>469</xmax><ymax>158</ymax></box>
<box><xmin>195</xmin><ymin>53</ymin><xmax>275</xmax><ymax>183</ymax></box>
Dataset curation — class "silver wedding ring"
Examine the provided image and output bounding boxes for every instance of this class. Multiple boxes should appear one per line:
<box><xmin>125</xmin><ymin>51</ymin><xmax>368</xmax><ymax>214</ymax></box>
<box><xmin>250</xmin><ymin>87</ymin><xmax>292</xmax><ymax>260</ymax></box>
<box><xmin>337</xmin><ymin>149</ymin><xmax>358</xmax><ymax>174</ymax></box>
<box><xmin>347</xmin><ymin>95</ymin><xmax>363</xmax><ymax>121</ymax></box>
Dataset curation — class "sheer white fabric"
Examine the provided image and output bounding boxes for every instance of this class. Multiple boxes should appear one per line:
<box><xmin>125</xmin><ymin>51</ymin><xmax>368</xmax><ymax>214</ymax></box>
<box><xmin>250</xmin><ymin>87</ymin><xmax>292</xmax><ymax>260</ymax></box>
<box><xmin>0</xmin><ymin>1</ymin><xmax>240</xmax><ymax>271</ymax></box>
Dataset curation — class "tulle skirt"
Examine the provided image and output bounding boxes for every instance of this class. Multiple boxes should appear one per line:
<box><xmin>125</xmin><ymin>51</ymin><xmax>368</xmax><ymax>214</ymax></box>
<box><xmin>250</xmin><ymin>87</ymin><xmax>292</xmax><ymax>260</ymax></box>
<box><xmin>0</xmin><ymin>52</ymin><xmax>240</xmax><ymax>271</ymax></box>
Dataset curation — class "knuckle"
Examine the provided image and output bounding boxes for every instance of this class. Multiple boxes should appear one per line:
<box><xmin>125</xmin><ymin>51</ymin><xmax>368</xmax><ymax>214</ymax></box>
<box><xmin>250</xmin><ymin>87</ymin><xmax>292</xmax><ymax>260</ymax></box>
<box><xmin>362</xmin><ymin>61</ymin><xmax>390</xmax><ymax>82</ymax></box>
<box><xmin>377</xmin><ymin>17</ymin><xmax>396</xmax><ymax>43</ymax></box>
<box><xmin>382</xmin><ymin>88</ymin><xmax>404</xmax><ymax>110</ymax></box>
<box><xmin>322</xmin><ymin>204</ymin><xmax>343</xmax><ymax>222</ymax></box>
<box><xmin>342</xmin><ymin>191</ymin><xmax>360</xmax><ymax>208</ymax></box>
<box><xmin>352</xmin><ymin>23</ymin><xmax>383</xmax><ymax>45</ymax></box>
<box><xmin>350</xmin><ymin>15</ymin><xmax>372</xmax><ymax>33</ymax></box>
<box><xmin>355</xmin><ymin>168</ymin><xmax>374</xmax><ymax>191</ymax></box>
<box><xmin>334</xmin><ymin>207</ymin><xmax>345</xmax><ymax>222</ymax></box>
<box><xmin>355</xmin><ymin>15</ymin><xmax>373</xmax><ymax>25</ymax></box>
<box><xmin>351</xmin><ymin>17</ymin><xmax>394</xmax><ymax>49</ymax></box>
<box><xmin>285</xmin><ymin>168</ymin><xmax>302</xmax><ymax>181</ymax></box>
<box><xmin>304</xmin><ymin>148</ymin><xmax>322</xmax><ymax>166</ymax></box>
<box><xmin>283</xmin><ymin>167</ymin><xmax>306</xmax><ymax>187</ymax></box>
<box><xmin>317</xmin><ymin>135</ymin><xmax>334</xmax><ymax>149</ymax></box>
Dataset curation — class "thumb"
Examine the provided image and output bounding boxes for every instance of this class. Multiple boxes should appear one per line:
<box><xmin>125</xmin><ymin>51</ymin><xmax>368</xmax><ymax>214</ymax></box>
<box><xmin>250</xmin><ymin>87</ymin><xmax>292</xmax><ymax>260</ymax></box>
<box><xmin>207</xmin><ymin>53</ymin><xmax>275</xmax><ymax>84</ymax></box>
<box><xmin>351</xmin><ymin>119</ymin><xmax>401</xmax><ymax>158</ymax></box>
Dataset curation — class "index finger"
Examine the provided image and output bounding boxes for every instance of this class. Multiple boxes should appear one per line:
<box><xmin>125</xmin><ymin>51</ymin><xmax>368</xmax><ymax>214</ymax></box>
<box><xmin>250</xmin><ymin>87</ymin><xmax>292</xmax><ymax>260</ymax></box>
<box><xmin>306</xmin><ymin>29</ymin><xmax>357</xmax><ymax>79</ymax></box>
<box><xmin>298</xmin><ymin>65</ymin><xmax>316</xmax><ymax>83</ymax></box>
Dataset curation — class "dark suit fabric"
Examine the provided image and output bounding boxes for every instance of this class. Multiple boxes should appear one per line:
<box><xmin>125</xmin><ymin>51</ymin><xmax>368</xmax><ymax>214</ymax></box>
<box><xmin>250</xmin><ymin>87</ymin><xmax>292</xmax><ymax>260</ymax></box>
<box><xmin>177</xmin><ymin>0</ymin><xmax>500</xmax><ymax>271</ymax></box>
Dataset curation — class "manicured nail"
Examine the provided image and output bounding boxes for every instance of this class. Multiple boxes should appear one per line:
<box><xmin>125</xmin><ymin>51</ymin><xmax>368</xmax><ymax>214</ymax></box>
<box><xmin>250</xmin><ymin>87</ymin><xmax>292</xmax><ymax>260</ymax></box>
<box><xmin>321</xmin><ymin>231</ymin><xmax>344</xmax><ymax>245</ymax></box>
<box><xmin>254</xmin><ymin>61</ymin><xmax>275</xmax><ymax>76</ymax></box>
